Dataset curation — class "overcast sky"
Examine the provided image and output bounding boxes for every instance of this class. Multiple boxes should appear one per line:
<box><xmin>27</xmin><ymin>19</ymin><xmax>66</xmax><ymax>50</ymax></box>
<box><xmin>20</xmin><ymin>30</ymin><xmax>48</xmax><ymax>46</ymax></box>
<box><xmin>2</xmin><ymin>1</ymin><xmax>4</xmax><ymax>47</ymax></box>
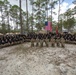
<box><xmin>8</xmin><ymin>0</ymin><xmax>76</xmax><ymax>21</ymax></box>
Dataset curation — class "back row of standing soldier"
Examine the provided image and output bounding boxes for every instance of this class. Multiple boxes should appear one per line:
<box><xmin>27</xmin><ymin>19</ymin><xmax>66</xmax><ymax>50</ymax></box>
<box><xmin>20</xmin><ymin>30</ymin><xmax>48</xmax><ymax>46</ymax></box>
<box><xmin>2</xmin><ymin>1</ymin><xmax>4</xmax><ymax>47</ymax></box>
<box><xmin>28</xmin><ymin>32</ymin><xmax>76</xmax><ymax>42</ymax></box>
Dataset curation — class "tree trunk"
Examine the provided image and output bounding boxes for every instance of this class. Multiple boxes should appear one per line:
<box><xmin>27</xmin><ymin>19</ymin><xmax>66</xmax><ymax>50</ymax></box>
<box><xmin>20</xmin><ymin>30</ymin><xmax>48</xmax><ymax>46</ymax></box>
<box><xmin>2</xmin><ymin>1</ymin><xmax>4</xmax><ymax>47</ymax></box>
<box><xmin>26</xmin><ymin>0</ymin><xmax>29</xmax><ymax>32</ymax></box>
<box><xmin>58</xmin><ymin>0</ymin><xmax>60</xmax><ymax>27</ymax></box>
<box><xmin>50</xmin><ymin>0</ymin><xmax>53</xmax><ymax>31</ymax></box>
<box><xmin>46</xmin><ymin>0</ymin><xmax>48</xmax><ymax>21</ymax></box>
<box><xmin>32</xmin><ymin>0</ymin><xmax>33</xmax><ymax>32</ymax></box>
<box><xmin>39</xmin><ymin>0</ymin><xmax>41</xmax><ymax>31</ymax></box>
<box><xmin>7</xmin><ymin>11</ymin><xmax>10</xmax><ymax>33</ymax></box>
<box><xmin>19</xmin><ymin>0</ymin><xmax>23</xmax><ymax>34</ymax></box>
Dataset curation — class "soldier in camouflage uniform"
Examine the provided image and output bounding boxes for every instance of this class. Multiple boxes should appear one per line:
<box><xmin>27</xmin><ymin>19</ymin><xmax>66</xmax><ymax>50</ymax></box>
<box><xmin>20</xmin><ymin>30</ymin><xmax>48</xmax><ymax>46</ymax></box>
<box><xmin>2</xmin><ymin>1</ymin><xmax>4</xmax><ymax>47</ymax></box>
<box><xmin>36</xmin><ymin>36</ymin><xmax>39</xmax><ymax>47</ymax></box>
<box><xmin>60</xmin><ymin>36</ymin><xmax>65</xmax><ymax>48</ymax></box>
<box><xmin>40</xmin><ymin>34</ymin><xmax>44</xmax><ymax>47</ymax></box>
<box><xmin>44</xmin><ymin>37</ymin><xmax>49</xmax><ymax>47</ymax></box>
<box><xmin>40</xmin><ymin>39</ymin><xmax>44</xmax><ymax>47</ymax></box>
<box><xmin>39</xmin><ymin>34</ymin><xmax>45</xmax><ymax>47</ymax></box>
<box><xmin>51</xmin><ymin>36</ymin><xmax>55</xmax><ymax>47</ymax></box>
<box><xmin>56</xmin><ymin>37</ymin><xmax>60</xmax><ymax>47</ymax></box>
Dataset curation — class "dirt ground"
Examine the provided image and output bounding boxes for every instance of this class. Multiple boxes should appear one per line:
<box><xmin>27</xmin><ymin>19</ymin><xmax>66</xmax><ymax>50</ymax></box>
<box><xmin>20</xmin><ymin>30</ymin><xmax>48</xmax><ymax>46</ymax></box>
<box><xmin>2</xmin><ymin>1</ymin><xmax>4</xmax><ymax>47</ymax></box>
<box><xmin>0</xmin><ymin>43</ymin><xmax>76</xmax><ymax>75</ymax></box>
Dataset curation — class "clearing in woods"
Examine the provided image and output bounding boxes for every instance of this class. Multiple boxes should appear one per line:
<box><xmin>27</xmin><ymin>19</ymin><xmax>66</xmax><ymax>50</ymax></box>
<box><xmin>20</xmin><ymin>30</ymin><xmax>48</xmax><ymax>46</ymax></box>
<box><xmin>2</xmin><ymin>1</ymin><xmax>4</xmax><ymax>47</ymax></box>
<box><xmin>0</xmin><ymin>43</ymin><xmax>76</xmax><ymax>75</ymax></box>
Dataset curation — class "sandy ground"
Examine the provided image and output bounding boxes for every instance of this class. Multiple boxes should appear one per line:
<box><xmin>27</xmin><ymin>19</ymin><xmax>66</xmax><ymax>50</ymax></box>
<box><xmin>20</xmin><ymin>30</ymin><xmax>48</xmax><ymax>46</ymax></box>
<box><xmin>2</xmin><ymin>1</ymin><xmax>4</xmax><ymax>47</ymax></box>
<box><xmin>0</xmin><ymin>43</ymin><xmax>76</xmax><ymax>75</ymax></box>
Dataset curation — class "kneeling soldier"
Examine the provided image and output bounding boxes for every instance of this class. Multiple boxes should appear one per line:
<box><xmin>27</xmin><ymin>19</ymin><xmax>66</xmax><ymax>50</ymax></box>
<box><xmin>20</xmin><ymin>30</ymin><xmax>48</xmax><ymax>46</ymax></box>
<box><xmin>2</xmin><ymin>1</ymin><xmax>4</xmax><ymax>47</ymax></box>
<box><xmin>31</xmin><ymin>38</ymin><xmax>35</xmax><ymax>47</ymax></box>
<box><xmin>51</xmin><ymin>37</ymin><xmax>55</xmax><ymax>47</ymax></box>
<box><xmin>60</xmin><ymin>37</ymin><xmax>65</xmax><ymax>48</ymax></box>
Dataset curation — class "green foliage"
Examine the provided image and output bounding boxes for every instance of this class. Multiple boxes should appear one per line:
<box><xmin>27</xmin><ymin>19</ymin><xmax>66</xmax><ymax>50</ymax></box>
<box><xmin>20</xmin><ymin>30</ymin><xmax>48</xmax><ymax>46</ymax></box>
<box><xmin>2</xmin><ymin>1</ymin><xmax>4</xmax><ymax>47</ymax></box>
<box><xmin>0</xmin><ymin>0</ymin><xmax>76</xmax><ymax>34</ymax></box>
<box><xmin>58</xmin><ymin>8</ymin><xmax>76</xmax><ymax>32</ymax></box>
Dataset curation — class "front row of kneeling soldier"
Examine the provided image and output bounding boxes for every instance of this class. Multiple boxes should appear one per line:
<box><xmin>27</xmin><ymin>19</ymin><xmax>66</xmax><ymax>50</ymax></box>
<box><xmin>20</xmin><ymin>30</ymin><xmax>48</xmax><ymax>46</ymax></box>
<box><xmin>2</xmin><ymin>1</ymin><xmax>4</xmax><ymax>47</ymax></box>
<box><xmin>31</xmin><ymin>37</ymin><xmax>65</xmax><ymax>48</ymax></box>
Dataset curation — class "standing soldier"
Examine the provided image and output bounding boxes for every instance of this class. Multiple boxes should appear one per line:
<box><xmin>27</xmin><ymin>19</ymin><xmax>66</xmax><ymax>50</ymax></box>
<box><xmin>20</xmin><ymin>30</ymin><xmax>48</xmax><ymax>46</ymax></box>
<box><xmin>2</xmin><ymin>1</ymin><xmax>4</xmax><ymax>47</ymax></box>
<box><xmin>36</xmin><ymin>36</ymin><xmax>39</xmax><ymax>47</ymax></box>
<box><xmin>60</xmin><ymin>36</ymin><xmax>65</xmax><ymax>48</ymax></box>
<box><xmin>40</xmin><ymin>39</ymin><xmax>44</xmax><ymax>47</ymax></box>
<box><xmin>40</xmin><ymin>34</ymin><xmax>44</xmax><ymax>47</ymax></box>
<box><xmin>56</xmin><ymin>37</ymin><xmax>60</xmax><ymax>47</ymax></box>
<box><xmin>44</xmin><ymin>37</ymin><xmax>49</xmax><ymax>47</ymax></box>
<box><xmin>51</xmin><ymin>36</ymin><xmax>55</xmax><ymax>47</ymax></box>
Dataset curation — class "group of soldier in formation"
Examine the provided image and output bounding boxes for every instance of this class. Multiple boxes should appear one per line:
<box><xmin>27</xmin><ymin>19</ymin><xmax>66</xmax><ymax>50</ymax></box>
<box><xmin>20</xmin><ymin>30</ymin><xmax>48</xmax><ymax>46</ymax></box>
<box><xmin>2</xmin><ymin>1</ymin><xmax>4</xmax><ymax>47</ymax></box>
<box><xmin>31</xmin><ymin>36</ymin><xmax>65</xmax><ymax>47</ymax></box>
<box><xmin>0</xmin><ymin>32</ymin><xmax>76</xmax><ymax>48</ymax></box>
<box><xmin>29</xmin><ymin>32</ymin><xmax>76</xmax><ymax>47</ymax></box>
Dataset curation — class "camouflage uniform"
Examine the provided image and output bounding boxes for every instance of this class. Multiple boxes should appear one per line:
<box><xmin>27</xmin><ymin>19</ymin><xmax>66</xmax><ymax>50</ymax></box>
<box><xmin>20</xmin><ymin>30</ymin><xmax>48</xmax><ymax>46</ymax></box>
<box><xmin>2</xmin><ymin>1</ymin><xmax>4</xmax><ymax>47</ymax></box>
<box><xmin>40</xmin><ymin>38</ymin><xmax>44</xmax><ymax>47</ymax></box>
<box><xmin>51</xmin><ymin>37</ymin><xmax>55</xmax><ymax>47</ymax></box>
<box><xmin>56</xmin><ymin>37</ymin><xmax>60</xmax><ymax>47</ymax></box>
<box><xmin>44</xmin><ymin>37</ymin><xmax>49</xmax><ymax>47</ymax></box>
<box><xmin>39</xmin><ymin>34</ymin><xmax>43</xmax><ymax>47</ymax></box>
<box><xmin>60</xmin><ymin>37</ymin><xmax>65</xmax><ymax>48</ymax></box>
<box><xmin>36</xmin><ymin>37</ymin><xmax>39</xmax><ymax>47</ymax></box>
